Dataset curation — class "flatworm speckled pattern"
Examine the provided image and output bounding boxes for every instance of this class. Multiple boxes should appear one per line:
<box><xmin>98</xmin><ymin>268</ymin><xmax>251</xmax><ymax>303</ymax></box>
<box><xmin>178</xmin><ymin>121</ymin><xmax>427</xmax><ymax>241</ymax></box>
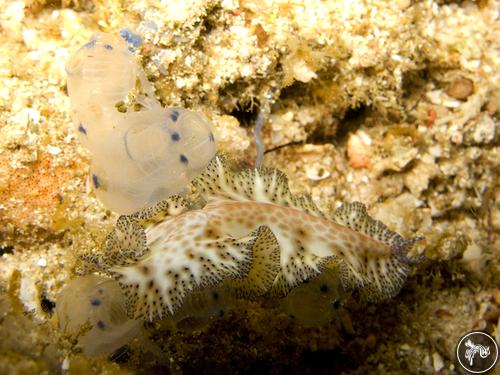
<box><xmin>84</xmin><ymin>154</ymin><xmax>422</xmax><ymax>321</ymax></box>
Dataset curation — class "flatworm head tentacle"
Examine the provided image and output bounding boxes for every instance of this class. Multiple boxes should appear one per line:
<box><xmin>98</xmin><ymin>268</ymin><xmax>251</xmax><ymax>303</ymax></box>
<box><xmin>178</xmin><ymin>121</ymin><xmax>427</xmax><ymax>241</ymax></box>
<box><xmin>330</xmin><ymin>202</ymin><xmax>423</xmax><ymax>301</ymax></box>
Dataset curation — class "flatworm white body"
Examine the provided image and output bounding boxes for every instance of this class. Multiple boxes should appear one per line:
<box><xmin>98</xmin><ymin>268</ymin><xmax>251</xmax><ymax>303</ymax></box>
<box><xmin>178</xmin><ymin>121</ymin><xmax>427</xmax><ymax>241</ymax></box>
<box><xmin>85</xmin><ymin>154</ymin><xmax>422</xmax><ymax>321</ymax></box>
<box><xmin>66</xmin><ymin>32</ymin><xmax>216</xmax><ymax>213</ymax></box>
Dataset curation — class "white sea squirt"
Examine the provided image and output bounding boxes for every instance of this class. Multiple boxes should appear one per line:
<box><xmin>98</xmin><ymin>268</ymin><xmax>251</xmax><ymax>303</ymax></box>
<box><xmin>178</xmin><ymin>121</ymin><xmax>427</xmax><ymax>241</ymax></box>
<box><xmin>66</xmin><ymin>32</ymin><xmax>217</xmax><ymax>214</ymax></box>
<box><xmin>159</xmin><ymin>287</ymin><xmax>234</xmax><ymax>332</ymax></box>
<box><xmin>55</xmin><ymin>275</ymin><xmax>142</xmax><ymax>357</ymax></box>
<box><xmin>281</xmin><ymin>268</ymin><xmax>344</xmax><ymax>327</ymax></box>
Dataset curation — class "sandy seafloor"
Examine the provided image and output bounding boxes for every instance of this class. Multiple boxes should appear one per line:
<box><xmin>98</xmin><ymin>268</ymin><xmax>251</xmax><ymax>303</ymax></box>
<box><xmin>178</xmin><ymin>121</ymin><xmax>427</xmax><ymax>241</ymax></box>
<box><xmin>0</xmin><ymin>0</ymin><xmax>499</xmax><ymax>374</ymax></box>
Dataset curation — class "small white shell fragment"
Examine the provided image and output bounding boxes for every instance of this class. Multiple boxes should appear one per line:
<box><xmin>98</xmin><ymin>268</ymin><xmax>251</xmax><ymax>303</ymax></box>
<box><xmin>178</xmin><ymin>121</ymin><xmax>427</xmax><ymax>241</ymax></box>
<box><xmin>291</xmin><ymin>59</ymin><xmax>317</xmax><ymax>83</ymax></box>
<box><xmin>47</xmin><ymin>146</ymin><xmax>61</xmax><ymax>155</ymax></box>
<box><xmin>432</xmin><ymin>352</ymin><xmax>444</xmax><ymax>372</ymax></box>
<box><xmin>19</xmin><ymin>275</ymin><xmax>40</xmax><ymax>314</ymax></box>
<box><xmin>442</xmin><ymin>99</ymin><xmax>461</xmax><ymax>108</ymax></box>
<box><xmin>305</xmin><ymin>163</ymin><xmax>331</xmax><ymax>181</ymax></box>
<box><xmin>61</xmin><ymin>357</ymin><xmax>70</xmax><ymax>371</ymax></box>
<box><xmin>36</xmin><ymin>258</ymin><xmax>47</xmax><ymax>267</ymax></box>
<box><xmin>426</xmin><ymin>90</ymin><xmax>443</xmax><ymax>105</ymax></box>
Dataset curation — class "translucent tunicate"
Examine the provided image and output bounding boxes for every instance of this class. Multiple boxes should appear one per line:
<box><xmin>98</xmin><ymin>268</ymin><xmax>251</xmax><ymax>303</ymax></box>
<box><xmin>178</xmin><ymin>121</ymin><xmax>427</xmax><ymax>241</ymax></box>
<box><xmin>162</xmin><ymin>287</ymin><xmax>233</xmax><ymax>332</ymax></box>
<box><xmin>87</xmin><ymin>106</ymin><xmax>216</xmax><ymax>214</ymax></box>
<box><xmin>281</xmin><ymin>268</ymin><xmax>344</xmax><ymax>327</ymax></box>
<box><xmin>55</xmin><ymin>275</ymin><xmax>141</xmax><ymax>357</ymax></box>
<box><xmin>66</xmin><ymin>32</ymin><xmax>217</xmax><ymax>213</ymax></box>
<box><xmin>66</xmin><ymin>33</ymin><xmax>137</xmax><ymax>116</ymax></box>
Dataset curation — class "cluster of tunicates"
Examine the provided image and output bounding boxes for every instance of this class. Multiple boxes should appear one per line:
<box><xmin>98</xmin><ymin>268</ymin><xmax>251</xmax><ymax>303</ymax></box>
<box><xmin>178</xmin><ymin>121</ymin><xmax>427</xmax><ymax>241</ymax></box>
<box><xmin>160</xmin><ymin>270</ymin><xmax>345</xmax><ymax>331</ymax></box>
<box><xmin>55</xmin><ymin>276</ymin><xmax>235</xmax><ymax>355</ymax></box>
<box><xmin>55</xmin><ymin>272</ymin><xmax>347</xmax><ymax>357</ymax></box>
<box><xmin>160</xmin><ymin>271</ymin><xmax>344</xmax><ymax>330</ymax></box>
<box><xmin>66</xmin><ymin>32</ymin><xmax>216</xmax><ymax>214</ymax></box>
<box><xmin>55</xmin><ymin>275</ymin><xmax>141</xmax><ymax>357</ymax></box>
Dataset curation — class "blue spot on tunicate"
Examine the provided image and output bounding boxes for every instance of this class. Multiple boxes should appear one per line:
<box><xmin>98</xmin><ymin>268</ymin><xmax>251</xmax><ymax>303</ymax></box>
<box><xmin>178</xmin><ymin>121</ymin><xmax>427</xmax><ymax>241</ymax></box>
<box><xmin>208</xmin><ymin>132</ymin><xmax>215</xmax><ymax>142</ymax></box>
<box><xmin>171</xmin><ymin>132</ymin><xmax>180</xmax><ymax>142</ymax></box>
<box><xmin>170</xmin><ymin>110</ymin><xmax>179</xmax><ymax>122</ymax></box>
<box><xmin>119</xmin><ymin>29</ymin><xmax>142</xmax><ymax>48</ymax></box>
<box><xmin>90</xmin><ymin>298</ymin><xmax>101</xmax><ymax>306</ymax></box>
<box><xmin>92</xmin><ymin>174</ymin><xmax>100</xmax><ymax>189</ymax></box>
<box><xmin>83</xmin><ymin>38</ymin><xmax>97</xmax><ymax>49</ymax></box>
<box><xmin>78</xmin><ymin>123</ymin><xmax>87</xmax><ymax>135</ymax></box>
<box><xmin>180</xmin><ymin>154</ymin><xmax>188</xmax><ymax>165</ymax></box>
<box><xmin>97</xmin><ymin>320</ymin><xmax>106</xmax><ymax>330</ymax></box>
<box><xmin>104</xmin><ymin>44</ymin><xmax>113</xmax><ymax>50</ymax></box>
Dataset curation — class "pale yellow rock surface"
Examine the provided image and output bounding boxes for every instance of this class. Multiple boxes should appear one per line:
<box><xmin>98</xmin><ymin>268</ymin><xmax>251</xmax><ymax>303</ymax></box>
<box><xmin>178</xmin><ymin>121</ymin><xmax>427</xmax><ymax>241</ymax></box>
<box><xmin>0</xmin><ymin>0</ymin><xmax>498</xmax><ymax>373</ymax></box>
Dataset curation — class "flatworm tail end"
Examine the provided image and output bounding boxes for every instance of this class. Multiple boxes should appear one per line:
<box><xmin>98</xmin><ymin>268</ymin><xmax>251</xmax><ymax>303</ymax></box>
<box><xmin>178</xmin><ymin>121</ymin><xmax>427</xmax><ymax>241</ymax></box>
<box><xmin>117</xmin><ymin>231</ymin><xmax>256</xmax><ymax>321</ymax></box>
<box><xmin>332</xmin><ymin>202</ymin><xmax>424</xmax><ymax>302</ymax></box>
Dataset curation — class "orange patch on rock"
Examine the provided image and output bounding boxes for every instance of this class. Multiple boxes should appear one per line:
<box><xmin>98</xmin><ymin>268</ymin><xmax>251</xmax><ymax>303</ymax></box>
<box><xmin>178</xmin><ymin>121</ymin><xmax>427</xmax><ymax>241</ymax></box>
<box><xmin>0</xmin><ymin>152</ymin><xmax>83</xmax><ymax>231</ymax></box>
<box><xmin>347</xmin><ymin>131</ymin><xmax>371</xmax><ymax>169</ymax></box>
